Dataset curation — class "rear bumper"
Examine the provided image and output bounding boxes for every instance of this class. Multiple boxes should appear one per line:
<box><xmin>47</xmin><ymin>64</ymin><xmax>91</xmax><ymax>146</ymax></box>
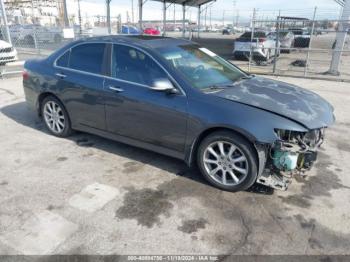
<box><xmin>233</xmin><ymin>49</ymin><xmax>266</xmax><ymax>58</ymax></box>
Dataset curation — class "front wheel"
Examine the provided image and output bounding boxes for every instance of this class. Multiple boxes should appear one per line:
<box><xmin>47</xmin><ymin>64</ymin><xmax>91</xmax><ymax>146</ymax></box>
<box><xmin>41</xmin><ymin>96</ymin><xmax>72</xmax><ymax>137</ymax></box>
<box><xmin>197</xmin><ymin>131</ymin><xmax>258</xmax><ymax>192</ymax></box>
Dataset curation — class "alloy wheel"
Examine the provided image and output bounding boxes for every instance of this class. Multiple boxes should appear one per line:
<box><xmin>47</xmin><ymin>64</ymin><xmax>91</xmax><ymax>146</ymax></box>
<box><xmin>203</xmin><ymin>141</ymin><xmax>249</xmax><ymax>186</ymax></box>
<box><xmin>43</xmin><ymin>101</ymin><xmax>65</xmax><ymax>134</ymax></box>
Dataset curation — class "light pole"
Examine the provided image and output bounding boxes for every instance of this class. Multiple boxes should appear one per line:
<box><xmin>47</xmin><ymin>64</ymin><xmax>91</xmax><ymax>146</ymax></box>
<box><xmin>0</xmin><ymin>0</ymin><xmax>11</xmax><ymax>44</ymax></box>
<box><xmin>106</xmin><ymin>0</ymin><xmax>111</xmax><ymax>34</ymax></box>
<box><xmin>327</xmin><ymin>0</ymin><xmax>350</xmax><ymax>75</ymax></box>
<box><xmin>63</xmin><ymin>0</ymin><xmax>69</xmax><ymax>27</ymax></box>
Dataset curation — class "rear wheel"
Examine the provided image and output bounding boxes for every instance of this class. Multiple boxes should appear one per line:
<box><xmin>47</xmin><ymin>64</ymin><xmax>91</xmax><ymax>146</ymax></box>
<box><xmin>197</xmin><ymin>131</ymin><xmax>258</xmax><ymax>192</ymax></box>
<box><xmin>41</xmin><ymin>96</ymin><xmax>72</xmax><ymax>137</ymax></box>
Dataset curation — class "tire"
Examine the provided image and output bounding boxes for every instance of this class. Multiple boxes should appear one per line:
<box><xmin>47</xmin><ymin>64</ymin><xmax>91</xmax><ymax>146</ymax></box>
<box><xmin>41</xmin><ymin>96</ymin><xmax>72</xmax><ymax>137</ymax></box>
<box><xmin>197</xmin><ymin>131</ymin><xmax>258</xmax><ymax>192</ymax></box>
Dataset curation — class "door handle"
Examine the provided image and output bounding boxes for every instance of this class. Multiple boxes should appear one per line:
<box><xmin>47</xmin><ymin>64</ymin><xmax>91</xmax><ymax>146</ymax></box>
<box><xmin>55</xmin><ymin>73</ymin><xmax>66</xmax><ymax>78</ymax></box>
<box><xmin>108</xmin><ymin>85</ymin><xmax>124</xmax><ymax>93</ymax></box>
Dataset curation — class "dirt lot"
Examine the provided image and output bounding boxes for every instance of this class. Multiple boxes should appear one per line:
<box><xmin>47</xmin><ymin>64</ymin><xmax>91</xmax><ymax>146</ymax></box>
<box><xmin>0</xmin><ymin>76</ymin><xmax>350</xmax><ymax>255</ymax></box>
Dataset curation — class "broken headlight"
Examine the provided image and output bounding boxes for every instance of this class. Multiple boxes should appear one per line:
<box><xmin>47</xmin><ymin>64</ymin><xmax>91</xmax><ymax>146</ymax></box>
<box><xmin>272</xmin><ymin>128</ymin><xmax>324</xmax><ymax>171</ymax></box>
<box><xmin>274</xmin><ymin>128</ymin><xmax>324</xmax><ymax>152</ymax></box>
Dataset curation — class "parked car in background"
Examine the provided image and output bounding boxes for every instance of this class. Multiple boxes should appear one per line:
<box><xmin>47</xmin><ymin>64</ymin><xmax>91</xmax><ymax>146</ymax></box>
<box><xmin>289</xmin><ymin>28</ymin><xmax>310</xmax><ymax>48</ymax></box>
<box><xmin>122</xmin><ymin>25</ymin><xmax>141</xmax><ymax>35</ymax></box>
<box><xmin>0</xmin><ymin>39</ymin><xmax>18</xmax><ymax>65</ymax></box>
<box><xmin>222</xmin><ymin>28</ymin><xmax>232</xmax><ymax>35</ymax></box>
<box><xmin>233</xmin><ymin>31</ymin><xmax>279</xmax><ymax>61</ymax></box>
<box><xmin>23</xmin><ymin>35</ymin><xmax>334</xmax><ymax>192</ymax></box>
<box><xmin>143</xmin><ymin>28</ymin><xmax>161</xmax><ymax>35</ymax></box>
<box><xmin>268</xmin><ymin>31</ymin><xmax>295</xmax><ymax>53</ymax></box>
<box><xmin>10</xmin><ymin>24</ymin><xmax>63</xmax><ymax>45</ymax></box>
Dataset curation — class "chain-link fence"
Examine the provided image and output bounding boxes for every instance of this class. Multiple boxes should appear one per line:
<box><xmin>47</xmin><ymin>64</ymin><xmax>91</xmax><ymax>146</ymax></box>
<box><xmin>232</xmin><ymin>15</ymin><xmax>350</xmax><ymax>80</ymax></box>
<box><xmin>1</xmin><ymin>0</ymin><xmax>350</xmax><ymax>81</ymax></box>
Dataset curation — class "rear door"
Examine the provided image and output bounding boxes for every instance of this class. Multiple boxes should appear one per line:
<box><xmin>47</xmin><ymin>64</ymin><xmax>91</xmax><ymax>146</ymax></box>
<box><xmin>54</xmin><ymin>42</ymin><xmax>108</xmax><ymax>130</ymax></box>
<box><xmin>103</xmin><ymin>44</ymin><xmax>188</xmax><ymax>153</ymax></box>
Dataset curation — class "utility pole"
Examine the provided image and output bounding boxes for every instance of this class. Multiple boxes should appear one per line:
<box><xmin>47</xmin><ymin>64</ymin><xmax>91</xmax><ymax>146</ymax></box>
<box><xmin>204</xmin><ymin>4</ymin><xmax>207</xmax><ymax>29</ymax></box>
<box><xmin>63</xmin><ymin>0</ymin><xmax>69</xmax><ymax>27</ymax></box>
<box><xmin>0</xmin><ymin>0</ymin><xmax>11</xmax><ymax>44</ymax></box>
<box><xmin>232</xmin><ymin>0</ymin><xmax>236</xmax><ymax>28</ymax></box>
<box><xmin>222</xmin><ymin>10</ymin><xmax>225</xmax><ymax>27</ymax></box>
<box><xmin>327</xmin><ymin>0</ymin><xmax>350</xmax><ymax>75</ymax></box>
<box><xmin>106</xmin><ymin>0</ymin><xmax>111</xmax><ymax>34</ymax></box>
<box><xmin>77</xmin><ymin>0</ymin><xmax>82</xmax><ymax>35</ymax></box>
<box><xmin>131</xmin><ymin>0</ymin><xmax>134</xmax><ymax>23</ymax></box>
<box><xmin>209</xmin><ymin>5</ymin><xmax>212</xmax><ymax>30</ymax></box>
<box><xmin>174</xmin><ymin>4</ymin><xmax>176</xmax><ymax>31</ymax></box>
<box><xmin>138</xmin><ymin>0</ymin><xmax>143</xmax><ymax>30</ymax></box>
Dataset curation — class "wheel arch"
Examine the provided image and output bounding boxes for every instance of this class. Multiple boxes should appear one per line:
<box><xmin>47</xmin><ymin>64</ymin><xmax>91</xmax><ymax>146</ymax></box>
<box><xmin>37</xmin><ymin>92</ymin><xmax>62</xmax><ymax>116</ymax></box>
<box><xmin>186</xmin><ymin>126</ymin><xmax>258</xmax><ymax>166</ymax></box>
<box><xmin>186</xmin><ymin>126</ymin><xmax>268</xmax><ymax>180</ymax></box>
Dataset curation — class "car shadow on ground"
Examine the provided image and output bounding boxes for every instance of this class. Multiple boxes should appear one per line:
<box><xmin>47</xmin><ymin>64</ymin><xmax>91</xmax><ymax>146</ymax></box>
<box><xmin>1</xmin><ymin>101</ymin><xmax>275</xmax><ymax>195</ymax></box>
<box><xmin>0</xmin><ymin>102</ymin><xmax>210</xmax><ymax>183</ymax></box>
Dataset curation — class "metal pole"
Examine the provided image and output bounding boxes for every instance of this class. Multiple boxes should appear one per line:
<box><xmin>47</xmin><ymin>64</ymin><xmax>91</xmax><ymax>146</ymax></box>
<box><xmin>182</xmin><ymin>4</ymin><xmax>185</xmax><ymax>37</ymax></box>
<box><xmin>209</xmin><ymin>5</ymin><xmax>212</xmax><ymax>30</ymax></box>
<box><xmin>327</xmin><ymin>0</ymin><xmax>350</xmax><ymax>75</ymax></box>
<box><xmin>131</xmin><ymin>0</ymin><xmax>134</xmax><ymax>23</ymax></box>
<box><xmin>173</xmin><ymin>4</ymin><xmax>176</xmax><ymax>31</ymax></box>
<box><xmin>163</xmin><ymin>0</ymin><xmax>166</xmax><ymax>36</ymax></box>
<box><xmin>273</xmin><ymin>10</ymin><xmax>280</xmax><ymax>74</ymax></box>
<box><xmin>77</xmin><ymin>0</ymin><xmax>82</xmax><ymax>35</ymax></box>
<box><xmin>31</xmin><ymin>0</ymin><xmax>39</xmax><ymax>54</ymax></box>
<box><xmin>63</xmin><ymin>0</ymin><xmax>69</xmax><ymax>27</ymax></box>
<box><xmin>304</xmin><ymin>7</ymin><xmax>317</xmax><ymax>76</ymax></box>
<box><xmin>106</xmin><ymin>0</ymin><xmax>111</xmax><ymax>34</ymax></box>
<box><xmin>248</xmin><ymin>8</ymin><xmax>256</xmax><ymax>72</ymax></box>
<box><xmin>197</xmin><ymin>5</ymin><xmax>201</xmax><ymax>38</ymax></box>
<box><xmin>222</xmin><ymin>10</ymin><xmax>225</xmax><ymax>27</ymax></box>
<box><xmin>204</xmin><ymin>4</ymin><xmax>207</xmax><ymax>30</ymax></box>
<box><xmin>138</xmin><ymin>0</ymin><xmax>143</xmax><ymax>31</ymax></box>
<box><xmin>0</xmin><ymin>0</ymin><xmax>11</xmax><ymax>44</ymax></box>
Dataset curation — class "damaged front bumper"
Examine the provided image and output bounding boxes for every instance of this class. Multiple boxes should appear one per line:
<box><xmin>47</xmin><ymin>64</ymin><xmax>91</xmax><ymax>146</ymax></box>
<box><xmin>256</xmin><ymin>128</ymin><xmax>325</xmax><ymax>191</ymax></box>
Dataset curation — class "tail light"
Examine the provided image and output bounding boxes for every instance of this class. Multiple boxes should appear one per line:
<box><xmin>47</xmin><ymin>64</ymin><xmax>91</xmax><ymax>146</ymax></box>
<box><xmin>22</xmin><ymin>70</ymin><xmax>29</xmax><ymax>81</ymax></box>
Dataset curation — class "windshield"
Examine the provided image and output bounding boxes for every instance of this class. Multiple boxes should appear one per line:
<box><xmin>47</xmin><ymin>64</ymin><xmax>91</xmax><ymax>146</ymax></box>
<box><xmin>156</xmin><ymin>45</ymin><xmax>247</xmax><ymax>90</ymax></box>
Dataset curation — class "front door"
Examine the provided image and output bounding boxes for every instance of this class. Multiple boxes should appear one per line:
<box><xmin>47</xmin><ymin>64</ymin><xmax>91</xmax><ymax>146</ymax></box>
<box><xmin>104</xmin><ymin>44</ymin><xmax>188</xmax><ymax>153</ymax></box>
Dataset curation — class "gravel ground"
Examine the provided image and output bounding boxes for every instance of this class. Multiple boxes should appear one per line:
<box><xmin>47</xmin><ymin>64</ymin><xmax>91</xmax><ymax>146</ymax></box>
<box><xmin>0</xmin><ymin>76</ymin><xmax>350</xmax><ymax>255</ymax></box>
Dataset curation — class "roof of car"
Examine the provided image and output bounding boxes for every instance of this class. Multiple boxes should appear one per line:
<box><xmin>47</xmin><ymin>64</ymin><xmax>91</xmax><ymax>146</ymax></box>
<box><xmin>79</xmin><ymin>35</ymin><xmax>193</xmax><ymax>49</ymax></box>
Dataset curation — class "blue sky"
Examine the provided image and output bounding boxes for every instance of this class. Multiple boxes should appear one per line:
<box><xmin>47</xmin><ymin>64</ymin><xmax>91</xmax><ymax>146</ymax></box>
<box><xmin>72</xmin><ymin>0</ymin><xmax>342</xmax><ymax>23</ymax></box>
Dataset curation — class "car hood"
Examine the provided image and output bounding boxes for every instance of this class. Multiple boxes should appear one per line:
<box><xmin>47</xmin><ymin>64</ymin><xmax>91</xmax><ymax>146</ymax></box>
<box><xmin>211</xmin><ymin>76</ymin><xmax>335</xmax><ymax>129</ymax></box>
<box><xmin>0</xmin><ymin>40</ymin><xmax>12</xmax><ymax>48</ymax></box>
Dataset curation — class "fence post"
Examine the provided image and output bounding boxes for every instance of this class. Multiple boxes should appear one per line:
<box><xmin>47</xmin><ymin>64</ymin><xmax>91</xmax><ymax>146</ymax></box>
<box><xmin>30</xmin><ymin>0</ymin><xmax>40</xmax><ymax>55</ymax></box>
<box><xmin>327</xmin><ymin>0</ymin><xmax>350</xmax><ymax>75</ymax></box>
<box><xmin>304</xmin><ymin>7</ymin><xmax>317</xmax><ymax>77</ymax></box>
<box><xmin>106</xmin><ymin>0</ymin><xmax>111</xmax><ymax>34</ymax></box>
<box><xmin>0</xmin><ymin>0</ymin><xmax>11</xmax><ymax>45</ymax></box>
<box><xmin>248</xmin><ymin>8</ymin><xmax>256</xmax><ymax>73</ymax></box>
<box><xmin>273</xmin><ymin>11</ymin><xmax>281</xmax><ymax>74</ymax></box>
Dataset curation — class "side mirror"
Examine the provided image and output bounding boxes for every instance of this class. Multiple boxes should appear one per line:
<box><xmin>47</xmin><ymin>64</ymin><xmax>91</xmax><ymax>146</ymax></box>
<box><xmin>150</xmin><ymin>79</ymin><xmax>179</xmax><ymax>94</ymax></box>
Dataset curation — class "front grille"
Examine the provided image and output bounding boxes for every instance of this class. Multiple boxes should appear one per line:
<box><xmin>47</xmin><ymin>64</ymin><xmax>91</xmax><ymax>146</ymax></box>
<box><xmin>0</xmin><ymin>47</ymin><xmax>13</xmax><ymax>53</ymax></box>
<box><xmin>0</xmin><ymin>56</ymin><xmax>15</xmax><ymax>61</ymax></box>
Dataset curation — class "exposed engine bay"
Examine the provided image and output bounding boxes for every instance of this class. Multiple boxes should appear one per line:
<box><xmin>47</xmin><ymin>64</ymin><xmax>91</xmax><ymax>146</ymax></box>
<box><xmin>257</xmin><ymin>128</ymin><xmax>325</xmax><ymax>190</ymax></box>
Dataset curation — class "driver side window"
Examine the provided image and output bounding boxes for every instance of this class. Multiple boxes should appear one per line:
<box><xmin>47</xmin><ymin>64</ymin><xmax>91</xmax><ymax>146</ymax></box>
<box><xmin>112</xmin><ymin>44</ymin><xmax>169</xmax><ymax>86</ymax></box>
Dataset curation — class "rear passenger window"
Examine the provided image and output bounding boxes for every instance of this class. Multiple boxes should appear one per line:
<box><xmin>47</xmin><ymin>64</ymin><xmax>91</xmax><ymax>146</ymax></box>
<box><xmin>56</xmin><ymin>51</ymin><xmax>70</xmax><ymax>67</ymax></box>
<box><xmin>69</xmin><ymin>43</ymin><xmax>106</xmax><ymax>74</ymax></box>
